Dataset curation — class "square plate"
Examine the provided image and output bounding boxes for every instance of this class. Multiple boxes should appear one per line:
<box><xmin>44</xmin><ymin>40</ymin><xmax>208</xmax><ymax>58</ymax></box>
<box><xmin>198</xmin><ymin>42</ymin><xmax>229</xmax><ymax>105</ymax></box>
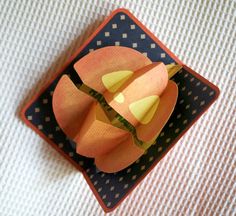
<box><xmin>21</xmin><ymin>9</ymin><xmax>219</xmax><ymax>212</ymax></box>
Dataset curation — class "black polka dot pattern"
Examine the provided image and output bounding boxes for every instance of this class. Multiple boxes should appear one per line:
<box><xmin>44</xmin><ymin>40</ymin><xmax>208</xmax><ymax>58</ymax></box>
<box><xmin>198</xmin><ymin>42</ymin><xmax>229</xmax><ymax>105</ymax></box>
<box><xmin>24</xmin><ymin>11</ymin><xmax>219</xmax><ymax>210</ymax></box>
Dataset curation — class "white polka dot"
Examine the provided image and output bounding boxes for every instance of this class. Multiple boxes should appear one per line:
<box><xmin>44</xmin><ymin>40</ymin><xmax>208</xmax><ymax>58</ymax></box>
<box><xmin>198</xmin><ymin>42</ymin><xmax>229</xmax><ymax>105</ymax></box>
<box><xmin>132</xmin><ymin>43</ymin><xmax>137</xmax><ymax>48</ymax></box>
<box><xmin>160</xmin><ymin>132</ymin><xmax>164</xmax><ymax>137</ymax></box>
<box><xmin>192</xmin><ymin>110</ymin><xmax>197</xmax><ymax>115</ymax></box>
<box><xmin>183</xmin><ymin>119</ymin><xmax>188</xmax><ymax>124</ymax></box>
<box><xmin>194</xmin><ymin>96</ymin><xmax>199</xmax><ymax>101</ymax></box>
<box><xmin>140</xmin><ymin>34</ymin><xmax>146</xmax><ymax>39</ymax></box>
<box><xmin>130</xmin><ymin>24</ymin><xmax>135</xmax><ymax>29</ymax></box>
<box><xmin>86</xmin><ymin>168</ymin><xmax>90</xmax><ymax>173</ymax></box>
<box><xmin>179</xmin><ymin>99</ymin><xmax>184</xmax><ymax>104</ymax></box>
<box><xmin>200</xmin><ymin>100</ymin><xmax>205</xmax><ymax>106</ymax></box>
<box><xmin>175</xmin><ymin>128</ymin><xmax>180</xmax><ymax>133</ymax></box>
<box><xmin>120</xmin><ymin>15</ymin><xmax>125</xmax><ymax>20</ymax></box>
<box><xmin>209</xmin><ymin>91</ymin><xmax>214</xmax><ymax>96</ymax></box>
<box><xmin>196</xmin><ymin>81</ymin><xmax>201</xmax><ymax>86</ymax></box>
<box><xmin>110</xmin><ymin>186</ymin><xmax>115</xmax><ymax>191</ymax></box>
<box><xmin>105</xmin><ymin>179</ymin><xmax>110</xmax><ymax>184</ymax></box>
<box><xmin>43</xmin><ymin>99</ymin><xmax>48</xmax><ymax>104</ymax></box>
<box><xmin>188</xmin><ymin>91</ymin><xmax>192</xmax><ymax>95</ymax></box>
<box><xmin>102</xmin><ymin>194</ymin><xmax>106</xmax><ymax>199</ymax></box>
<box><xmin>98</xmin><ymin>187</ymin><xmax>102</xmax><ymax>192</ymax></box>
<box><xmin>142</xmin><ymin>52</ymin><xmax>147</xmax><ymax>57</ymax></box>
<box><xmin>161</xmin><ymin>53</ymin><xmax>166</xmax><ymax>58</ymax></box>
<box><xmin>58</xmin><ymin>143</ymin><xmax>63</xmax><ymax>148</ymax></box>
<box><xmin>190</xmin><ymin>77</ymin><xmax>195</xmax><ymax>82</ymax></box>
<box><xmin>166</xmin><ymin>138</ymin><xmax>171</xmax><ymax>143</ymax></box>
<box><xmin>107</xmin><ymin>202</ymin><xmax>111</xmax><ymax>207</ymax></box>
<box><xmin>122</xmin><ymin>33</ymin><xmax>127</xmax><ymax>38</ymax></box>
<box><xmin>48</xmin><ymin>134</ymin><xmax>53</xmax><ymax>139</ymax></box>
<box><xmin>69</xmin><ymin>152</ymin><xmax>74</xmax><ymax>157</ymax></box>
<box><xmin>124</xmin><ymin>184</ymin><xmax>129</xmax><ymax>189</ymax></box>
<box><xmin>181</xmin><ymin>86</ymin><xmax>186</xmax><ymax>91</ymax></box>
<box><xmin>158</xmin><ymin>147</ymin><xmax>163</xmax><ymax>152</ymax></box>
<box><xmin>35</xmin><ymin>107</ymin><xmax>40</xmax><ymax>112</ymax></box>
<box><xmin>177</xmin><ymin>82</ymin><xmax>180</xmax><ymax>86</ymax></box>
<box><xmin>94</xmin><ymin>181</ymin><xmax>98</xmax><ymax>186</ymax></box>
<box><xmin>45</xmin><ymin>117</ymin><xmax>50</xmax><ymax>122</ymax></box>
<box><xmin>115</xmin><ymin>193</ymin><xmax>120</xmax><ymax>198</ymax></box>
<box><xmin>184</xmin><ymin>73</ymin><xmax>189</xmax><ymax>78</ymax></box>
<box><xmin>119</xmin><ymin>177</ymin><xmax>123</xmax><ymax>182</ymax></box>
<box><xmin>96</xmin><ymin>41</ymin><xmax>102</xmax><ymax>46</ymax></box>
<box><xmin>169</xmin><ymin>122</ymin><xmax>173</xmax><ymax>127</ymax></box>
<box><xmin>115</xmin><ymin>41</ymin><xmax>120</xmax><ymax>46</ymax></box>
<box><xmin>141</xmin><ymin>165</ymin><xmax>146</xmax><ymax>170</ymax></box>
<box><xmin>202</xmin><ymin>86</ymin><xmax>207</xmax><ymax>91</ymax></box>
<box><xmin>149</xmin><ymin>156</ymin><xmax>154</xmax><ymax>161</ymax></box>
<box><xmin>185</xmin><ymin>104</ymin><xmax>190</xmax><ymax>109</ymax></box>
<box><xmin>105</xmin><ymin>32</ymin><xmax>110</xmax><ymax>37</ymax></box>
<box><xmin>27</xmin><ymin>115</ymin><xmax>32</xmax><ymax>120</ymax></box>
<box><xmin>177</xmin><ymin>114</ymin><xmax>182</xmax><ymax>119</ymax></box>
<box><xmin>89</xmin><ymin>48</ymin><xmax>94</xmax><ymax>52</ymax></box>
<box><xmin>132</xmin><ymin>175</ymin><xmax>137</xmax><ymax>180</ymax></box>
<box><xmin>112</xmin><ymin>23</ymin><xmax>117</xmax><ymax>29</ymax></box>
<box><xmin>135</xmin><ymin>159</ymin><xmax>140</xmax><ymax>164</ymax></box>
<box><xmin>50</xmin><ymin>91</ymin><xmax>54</xmax><ymax>96</ymax></box>
<box><xmin>101</xmin><ymin>173</ymin><xmax>105</xmax><ymax>177</ymax></box>
<box><xmin>150</xmin><ymin>43</ymin><xmax>156</xmax><ymax>48</ymax></box>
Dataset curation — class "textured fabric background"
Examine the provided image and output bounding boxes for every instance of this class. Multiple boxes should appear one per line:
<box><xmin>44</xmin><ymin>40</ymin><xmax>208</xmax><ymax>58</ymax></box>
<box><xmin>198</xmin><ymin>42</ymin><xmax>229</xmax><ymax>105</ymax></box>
<box><xmin>0</xmin><ymin>0</ymin><xmax>235</xmax><ymax>215</ymax></box>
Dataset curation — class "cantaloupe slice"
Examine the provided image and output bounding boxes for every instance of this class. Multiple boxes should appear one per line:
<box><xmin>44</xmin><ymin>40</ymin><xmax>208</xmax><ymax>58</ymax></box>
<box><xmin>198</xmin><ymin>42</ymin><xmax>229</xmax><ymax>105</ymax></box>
<box><xmin>74</xmin><ymin>46</ymin><xmax>152</xmax><ymax>94</ymax></box>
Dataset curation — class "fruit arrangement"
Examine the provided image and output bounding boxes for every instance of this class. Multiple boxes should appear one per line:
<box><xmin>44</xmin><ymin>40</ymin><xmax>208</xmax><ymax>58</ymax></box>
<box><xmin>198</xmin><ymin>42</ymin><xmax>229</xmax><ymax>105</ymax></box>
<box><xmin>52</xmin><ymin>46</ymin><xmax>181</xmax><ymax>173</ymax></box>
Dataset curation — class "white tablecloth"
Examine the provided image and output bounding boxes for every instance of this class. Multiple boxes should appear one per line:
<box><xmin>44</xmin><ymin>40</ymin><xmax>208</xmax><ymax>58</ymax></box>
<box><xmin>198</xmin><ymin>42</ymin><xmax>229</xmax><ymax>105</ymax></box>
<box><xmin>0</xmin><ymin>0</ymin><xmax>235</xmax><ymax>215</ymax></box>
